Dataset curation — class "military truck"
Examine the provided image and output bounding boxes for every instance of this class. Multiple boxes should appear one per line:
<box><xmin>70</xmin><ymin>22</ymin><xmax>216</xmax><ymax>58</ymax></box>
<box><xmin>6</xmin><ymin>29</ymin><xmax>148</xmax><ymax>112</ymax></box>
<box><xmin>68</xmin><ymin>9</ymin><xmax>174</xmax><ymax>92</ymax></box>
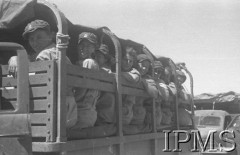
<box><xmin>0</xmin><ymin>0</ymin><xmax>197</xmax><ymax>154</ymax></box>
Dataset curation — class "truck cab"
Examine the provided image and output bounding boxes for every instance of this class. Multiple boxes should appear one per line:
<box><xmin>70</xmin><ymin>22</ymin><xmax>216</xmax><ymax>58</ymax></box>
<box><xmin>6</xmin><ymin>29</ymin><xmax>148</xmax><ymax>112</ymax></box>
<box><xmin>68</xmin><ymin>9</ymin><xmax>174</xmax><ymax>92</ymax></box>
<box><xmin>194</xmin><ymin>110</ymin><xmax>231</xmax><ymax>137</ymax></box>
<box><xmin>194</xmin><ymin>110</ymin><xmax>232</xmax><ymax>154</ymax></box>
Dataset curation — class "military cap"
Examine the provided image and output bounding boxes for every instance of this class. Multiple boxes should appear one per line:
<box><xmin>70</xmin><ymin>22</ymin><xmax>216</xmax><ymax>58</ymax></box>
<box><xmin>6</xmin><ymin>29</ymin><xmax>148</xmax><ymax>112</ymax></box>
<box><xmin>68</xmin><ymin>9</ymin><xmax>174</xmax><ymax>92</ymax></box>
<box><xmin>137</xmin><ymin>54</ymin><xmax>151</xmax><ymax>63</ymax></box>
<box><xmin>22</xmin><ymin>19</ymin><xmax>50</xmax><ymax>39</ymax></box>
<box><xmin>154</xmin><ymin>61</ymin><xmax>163</xmax><ymax>69</ymax></box>
<box><xmin>78</xmin><ymin>32</ymin><xmax>98</xmax><ymax>45</ymax></box>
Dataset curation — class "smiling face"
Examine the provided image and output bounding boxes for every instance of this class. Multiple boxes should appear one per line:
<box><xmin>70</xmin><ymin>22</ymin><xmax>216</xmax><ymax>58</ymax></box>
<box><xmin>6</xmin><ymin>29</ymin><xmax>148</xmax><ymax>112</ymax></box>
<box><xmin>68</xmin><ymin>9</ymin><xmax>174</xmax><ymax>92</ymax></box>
<box><xmin>154</xmin><ymin>68</ymin><xmax>163</xmax><ymax>80</ymax></box>
<box><xmin>177</xmin><ymin>75</ymin><xmax>186</xmax><ymax>84</ymax></box>
<box><xmin>28</xmin><ymin>29</ymin><xmax>53</xmax><ymax>53</ymax></box>
<box><xmin>138</xmin><ymin>60</ymin><xmax>151</xmax><ymax>76</ymax></box>
<box><xmin>121</xmin><ymin>53</ymin><xmax>134</xmax><ymax>72</ymax></box>
<box><xmin>77</xmin><ymin>40</ymin><xmax>96</xmax><ymax>60</ymax></box>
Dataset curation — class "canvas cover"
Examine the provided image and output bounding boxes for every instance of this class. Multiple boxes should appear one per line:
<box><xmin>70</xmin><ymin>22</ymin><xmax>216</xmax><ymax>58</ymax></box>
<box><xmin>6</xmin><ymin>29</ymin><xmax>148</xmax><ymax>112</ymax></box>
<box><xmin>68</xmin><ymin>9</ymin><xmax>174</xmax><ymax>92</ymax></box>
<box><xmin>194</xmin><ymin>91</ymin><xmax>240</xmax><ymax>103</ymax></box>
<box><xmin>0</xmin><ymin>0</ymin><xmax>36</xmax><ymax>29</ymax></box>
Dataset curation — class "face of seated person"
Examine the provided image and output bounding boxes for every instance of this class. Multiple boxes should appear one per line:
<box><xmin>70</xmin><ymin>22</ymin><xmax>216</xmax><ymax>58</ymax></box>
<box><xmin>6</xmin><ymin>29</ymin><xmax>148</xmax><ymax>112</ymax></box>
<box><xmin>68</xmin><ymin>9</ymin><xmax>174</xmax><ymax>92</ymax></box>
<box><xmin>138</xmin><ymin>60</ymin><xmax>151</xmax><ymax>76</ymax></box>
<box><xmin>121</xmin><ymin>54</ymin><xmax>134</xmax><ymax>72</ymax></box>
<box><xmin>28</xmin><ymin>29</ymin><xmax>53</xmax><ymax>54</ymax></box>
<box><xmin>95</xmin><ymin>52</ymin><xmax>107</xmax><ymax>67</ymax></box>
<box><xmin>77</xmin><ymin>40</ymin><xmax>96</xmax><ymax>60</ymax></box>
<box><xmin>177</xmin><ymin>76</ymin><xmax>185</xmax><ymax>84</ymax></box>
<box><xmin>154</xmin><ymin>68</ymin><xmax>163</xmax><ymax>80</ymax></box>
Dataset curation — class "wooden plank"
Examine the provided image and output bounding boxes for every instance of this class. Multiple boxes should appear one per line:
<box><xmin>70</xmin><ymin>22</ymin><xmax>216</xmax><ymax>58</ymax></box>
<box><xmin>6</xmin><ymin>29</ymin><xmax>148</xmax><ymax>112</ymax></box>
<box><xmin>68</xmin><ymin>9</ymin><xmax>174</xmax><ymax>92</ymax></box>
<box><xmin>67</xmin><ymin>76</ymin><xmax>115</xmax><ymax>92</ymax></box>
<box><xmin>30</xmin><ymin>113</ymin><xmax>48</xmax><ymax>124</ymax></box>
<box><xmin>31</xmin><ymin>126</ymin><xmax>47</xmax><ymax>137</ymax></box>
<box><xmin>45</xmin><ymin>61</ymin><xmax>57</xmax><ymax>142</ymax></box>
<box><xmin>1</xmin><ymin>86</ymin><xmax>50</xmax><ymax>99</ymax></box>
<box><xmin>67</xmin><ymin>64</ymin><xmax>144</xmax><ymax>90</ymax></box>
<box><xmin>66</xmin><ymin>64</ymin><xmax>115</xmax><ymax>82</ymax></box>
<box><xmin>32</xmin><ymin>132</ymin><xmax>170</xmax><ymax>152</ymax></box>
<box><xmin>1</xmin><ymin>74</ymin><xmax>49</xmax><ymax>87</ymax></box>
<box><xmin>67</xmin><ymin>76</ymin><xmax>149</xmax><ymax>97</ymax></box>
<box><xmin>0</xmin><ymin>61</ymin><xmax>54</xmax><ymax>76</ymax></box>
<box><xmin>1</xmin><ymin>99</ymin><xmax>48</xmax><ymax>111</ymax></box>
<box><xmin>30</xmin><ymin>100</ymin><xmax>48</xmax><ymax>112</ymax></box>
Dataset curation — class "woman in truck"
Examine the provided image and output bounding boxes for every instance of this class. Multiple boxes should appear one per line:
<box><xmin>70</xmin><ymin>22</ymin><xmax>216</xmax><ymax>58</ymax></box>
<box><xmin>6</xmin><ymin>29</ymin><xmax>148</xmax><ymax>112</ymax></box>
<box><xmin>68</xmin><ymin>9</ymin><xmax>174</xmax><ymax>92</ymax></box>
<box><xmin>8</xmin><ymin>19</ymin><xmax>77</xmax><ymax>129</ymax></box>
<box><xmin>127</xmin><ymin>54</ymin><xmax>158</xmax><ymax>133</ymax></box>
<box><xmin>72</xmin><ymin>32</ymin><xmax>100</xmax><ymax>130</ymax></box>
<box><xmin>121</xmin><ymin>46</ymin><xmax>140</xmax><ymax>125</ymax></box>
<box><xmin>94</xmin><ymin>44</ymin><xmax>116</xmax><ymax>126</ymax></box>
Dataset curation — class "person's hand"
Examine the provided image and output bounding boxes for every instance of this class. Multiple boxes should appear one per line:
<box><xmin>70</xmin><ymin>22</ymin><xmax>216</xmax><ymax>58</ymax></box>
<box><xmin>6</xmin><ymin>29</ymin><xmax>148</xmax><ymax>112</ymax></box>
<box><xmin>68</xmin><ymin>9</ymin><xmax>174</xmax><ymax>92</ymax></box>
<box><xmin>8</xmin><ymin>56</ymin><xmax>18</xmax><ymax>78</ymax></box>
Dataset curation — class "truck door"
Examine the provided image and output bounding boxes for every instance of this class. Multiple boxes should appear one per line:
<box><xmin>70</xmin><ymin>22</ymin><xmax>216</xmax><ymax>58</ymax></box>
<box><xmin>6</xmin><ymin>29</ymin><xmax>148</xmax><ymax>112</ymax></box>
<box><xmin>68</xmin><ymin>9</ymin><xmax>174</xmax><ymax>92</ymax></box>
<box><xmin>0</xmin><ymin>43</ymin><xmax>32</xmax><ymax>155</ymax></box>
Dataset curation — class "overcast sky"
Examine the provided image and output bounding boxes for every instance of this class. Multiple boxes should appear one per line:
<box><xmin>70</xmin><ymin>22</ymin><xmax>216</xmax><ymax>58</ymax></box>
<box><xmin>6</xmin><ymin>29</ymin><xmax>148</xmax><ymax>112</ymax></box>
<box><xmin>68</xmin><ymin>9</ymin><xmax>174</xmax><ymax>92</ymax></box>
<box><xmin>51</xmin><ymin>0</ymin><xmax>240</xmax><ymax>95</ymax></box>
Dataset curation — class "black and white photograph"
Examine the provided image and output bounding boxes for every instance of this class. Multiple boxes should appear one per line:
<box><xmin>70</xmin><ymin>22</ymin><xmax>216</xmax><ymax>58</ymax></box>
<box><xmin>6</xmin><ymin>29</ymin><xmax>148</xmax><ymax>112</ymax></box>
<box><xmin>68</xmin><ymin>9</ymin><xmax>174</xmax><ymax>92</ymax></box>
<box><xmin>0</xmin><ymin>0</ymin><xmax>240</xmax><ymax>154</ymax></box>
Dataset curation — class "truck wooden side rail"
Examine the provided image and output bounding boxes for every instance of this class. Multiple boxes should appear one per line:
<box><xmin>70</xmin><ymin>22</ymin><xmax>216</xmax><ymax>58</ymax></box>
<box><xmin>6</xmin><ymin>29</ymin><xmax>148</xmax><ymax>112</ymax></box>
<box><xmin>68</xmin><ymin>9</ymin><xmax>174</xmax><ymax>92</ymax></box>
<box><xmin>1</xmin><ymin>60</ymin><xmax>57</xmax><ymax>142</ymax></box>
<box><xmin>1</xmin><ymin>59</ymin><xmax>194</xmax><ymax>155</ymax></box>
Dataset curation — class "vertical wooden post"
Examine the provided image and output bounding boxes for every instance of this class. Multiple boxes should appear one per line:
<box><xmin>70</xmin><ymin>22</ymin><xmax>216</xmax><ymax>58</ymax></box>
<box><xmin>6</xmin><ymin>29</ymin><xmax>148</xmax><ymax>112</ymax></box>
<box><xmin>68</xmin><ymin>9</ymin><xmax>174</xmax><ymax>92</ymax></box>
<box><xmin>114</xmin><ymin>34</ymin><xmax>124</xmax><ymax>155</ymax></box>
<box><xmin>38</xmin><ymin>0</ymin><xmax>70</xmax><ymax>142</ymax></box>
<box><xmin>152</xmin><ymin>99</ymin><xmax>158</xmax><ymax>155</ymax></box>
<box><xmin>151</xmin><ymin>61</ymin><xmax>158</xmax><ymax>155</ymax></box>
<box><xmin>56</xmin><ymin>36</ymin><xmax>67</xmax><ymax>142</ymax></box>
<box><xmin>103</xmin><ymin>29</ymin><xmax>124</xmax><ymax>155</ymax></box>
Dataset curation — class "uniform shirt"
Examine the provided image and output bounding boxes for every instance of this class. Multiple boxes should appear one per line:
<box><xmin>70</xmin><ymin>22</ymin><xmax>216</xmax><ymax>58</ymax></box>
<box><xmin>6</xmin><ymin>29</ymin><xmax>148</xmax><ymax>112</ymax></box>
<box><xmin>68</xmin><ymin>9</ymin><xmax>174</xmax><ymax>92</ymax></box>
<box><xmin>74</xmin><ymin>59</ymin><xmax>100</xmax><ymax>109</ymax></box>
<box><xmin>73</xmin><ymin>59</ymin><xmax>100</xmax><ymax>129</ymax></box>
<box><xmin>36</xmin><ymin>43</ymin><xmax>72</xmax><ymax>64</ymax></box>
<box><xmin>141</xmin><ymin>74</ymin><xmax>159</xmax><ymax>99</ymax></box>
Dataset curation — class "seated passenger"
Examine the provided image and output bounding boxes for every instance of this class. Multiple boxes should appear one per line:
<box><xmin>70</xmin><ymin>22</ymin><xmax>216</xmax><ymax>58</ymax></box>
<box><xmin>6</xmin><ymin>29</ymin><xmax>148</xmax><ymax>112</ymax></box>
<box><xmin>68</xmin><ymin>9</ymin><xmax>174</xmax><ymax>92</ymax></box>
<box><xmin>8</xmin><ymin>19</ymin><xmax>77</xmax><ymax>129</ymax></box>
<box><xmin>161</xmin><ymin>107</ymin><xmax>173</xmax><ymax>125</ymax></box>
<box><xmin>94</xmin><ymin>44</ymin><xmax>116</xmax><ymax>125</ymax></box>
<box><xmin>72</xmin><ymin>32</ymin><xmax>100</xmax><ymax>130</ymax></box>
<box><xmin>121</xmin><ymin>46</ymin><xmax>140</xmax><ymax>125</ymax></box>
<box><xmin>136</xmin><ymin>54</ymin><xmax>158</xmax><ymax>98</ymax></box>
<box><xmin>95</xmin><ymin>44</ymin><xmax>113</xmax><ymax>73</ymax></box>
<box><xmin>160</xmin><ymin>66</ymin><xmax>176</xmax><ymax>109</ymax></box>
<box><xmin>131</xmin><ymin>54</ymin><xmax>158</xmax><ymax>126</ymax></box>
<box><xmin>176</xmin><ymin>70</ymin><xmax>192</xmax><ymax>126</ymax></box>
<box><xmin>153</xmin><ymin>61</ymin><xmax>170</xmax><ymax>102</ymax></box>
<box><xmin>8</xmin><ymin>19</ymin><xmax>71</xmax><ymax>75</ymax></box>
<box><xmin>76</xmin><ymin>32</ymin><xmax>99</xmax><ymax>65</ymax></box>
<box><xmin>152</xmin><ymin>61</ymin><xmax>166</xmax><ymax>129</ymax></box>
<box><xmin>152</xmin><ymin>63</ymin><xmax>173</xmax><ymax>126</ymax></box>
<box><xmin>176</xmin><ymin>70</ymin><xmax>191</xmax><ymax>105</ymax></box>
